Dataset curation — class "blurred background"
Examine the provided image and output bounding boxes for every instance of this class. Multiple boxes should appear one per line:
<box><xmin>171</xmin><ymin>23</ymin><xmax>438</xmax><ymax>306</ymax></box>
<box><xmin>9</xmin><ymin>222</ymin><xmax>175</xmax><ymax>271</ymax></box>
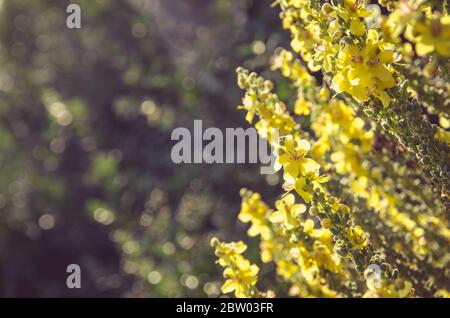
<box><xmin>0</xmin><ymin>0</ymin><xmax>295</xmax><ymax>297</ymax></box>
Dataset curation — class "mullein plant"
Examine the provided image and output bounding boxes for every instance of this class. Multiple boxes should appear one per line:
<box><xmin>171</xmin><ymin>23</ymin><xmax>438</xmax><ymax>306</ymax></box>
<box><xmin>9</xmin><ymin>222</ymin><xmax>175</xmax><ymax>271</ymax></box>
<box><xmin>212</xmin><ymin>0</ymin><xmax>450</xmax><ymax>298</ymax></box>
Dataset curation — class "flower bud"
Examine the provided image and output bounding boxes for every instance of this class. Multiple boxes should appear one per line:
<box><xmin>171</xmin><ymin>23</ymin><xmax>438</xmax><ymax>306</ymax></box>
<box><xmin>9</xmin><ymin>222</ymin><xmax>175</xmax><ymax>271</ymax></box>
<box><xmin>210</xmin><ymin>237</ymin><xmax>219</xmax><ymax>248</ymax></box>
<box><xmin>309</xmin><ymin>206</ymin><xmax>318</xmax><ymax>216</ymax></box>
<box><xmin>321</xmin><ymin>218</ymin><xmax>332</xmax><ymax>229</ymax></box>
<box><xmin>338</xmin><ymin>205</ymin><xmax>350</xmax><ymax>214</ymax></box>
<box><xmin>264</xmin><ymin>80</ymin><xmax>274</xmax><ymax>91</ymax></box>
<box><xmin>321</xmin><ymin>3</ymin><xmax>334</xmax><ymax>15</ymax></box>
<box><xmin>423</xmin><ymin>61</ymin><xmax>438</xmax><ymax>79</ymax></box>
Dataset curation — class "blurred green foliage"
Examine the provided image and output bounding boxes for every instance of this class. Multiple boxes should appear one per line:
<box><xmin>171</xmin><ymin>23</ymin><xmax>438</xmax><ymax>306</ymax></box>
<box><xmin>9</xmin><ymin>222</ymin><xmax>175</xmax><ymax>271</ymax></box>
<box><xmin>0</xmin><ymin>0</ymin><xmax>291</xmax><ymax>296</ymax></box>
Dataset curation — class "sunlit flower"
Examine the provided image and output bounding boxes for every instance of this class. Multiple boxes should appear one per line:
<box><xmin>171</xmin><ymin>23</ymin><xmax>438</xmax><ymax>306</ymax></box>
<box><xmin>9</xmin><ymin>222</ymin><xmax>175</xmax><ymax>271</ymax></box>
<box><xmin>274</xmin><ymin>135</ymin><xmax>321</xmax><ymax>182</ymax></box>
<box><xmin>221</xmin><ymin>261</ymin><xmax>259</xmax><ymax>298</ymax></box>
<box><xmin>239</xmin><ymin>192</ymin><xmax>272</xmax><ymax>240</ymax></box>
<box><xmin>406</xmin><ymin>13</ymin><xmax>450</xmax><ymax>57</ymax></box>
<box><xmin>269</xmin><ymin>193</ymin><xmax>306</xmax><ymax>229</ymax></box>
<box><xmin>332</xmin><ymin>30</ymin><xmax>396</xmax><ymax>107</ymax></box>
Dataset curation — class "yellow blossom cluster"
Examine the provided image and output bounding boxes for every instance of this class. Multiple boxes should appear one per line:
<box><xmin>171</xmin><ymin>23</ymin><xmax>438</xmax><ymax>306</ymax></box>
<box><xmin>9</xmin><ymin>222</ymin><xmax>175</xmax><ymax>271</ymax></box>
<box><xmin>212</xmin><ymin>0</ymin><xmax>449</xmax><ymax>298</ymax></box>
<box><xmin>236</xmin><ymin>190</ymin><xmax>350</xmax><ymax>297</ymax></box>
<box><xmin>270</xmin><ymin>49</ymin><xmax>438</xmax><ymax>260</ymax></box>
<box><xmin>210</xmin><ymin>239</ymin><xmax>261</xmax><ymax>298</ymax></box>
<box><xmin>382</xmin><ymin>0</ymin><xmax>450</xmax><ymax>57</ymax></box>
<box><xmin>214</xmin><ymin>68</ymin><xmax>419</xmax><ymax>298</ymax></box>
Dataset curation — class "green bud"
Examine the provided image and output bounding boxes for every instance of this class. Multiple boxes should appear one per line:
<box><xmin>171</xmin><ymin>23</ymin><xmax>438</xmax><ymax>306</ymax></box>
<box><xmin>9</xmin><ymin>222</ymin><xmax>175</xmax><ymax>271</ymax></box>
<box><xmin>338</xmin><ymin>205</ymin><xmax>350</xmax><ymax>214</ymax></box>
<box><xmin>210</xmin><ymin>237</ymin><xmax>219</xmax><ymax>248</ymax></box>
<box><xmin>321</xmin><ymin>218</ymin><xmax>332</xmax><ymax>229</ymax></box>
<box><xmin>309</xmin><ymin>206</ymin><xmax>318</xmax><ymax>216</ymax></box>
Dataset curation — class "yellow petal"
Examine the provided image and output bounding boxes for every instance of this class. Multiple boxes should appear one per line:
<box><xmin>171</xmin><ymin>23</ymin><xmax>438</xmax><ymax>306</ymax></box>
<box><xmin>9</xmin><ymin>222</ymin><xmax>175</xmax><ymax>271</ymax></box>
<box><xmin>284</xmin><ymin>162</ymin><xmax>300</xmax><ymax>180</ymax></box>
<box><xmin>373</xmin><ymin>65</ymin><xmax>392</xmax><ymax>82</ymax></box>
<box><xmin>295</xmin><ymin>186</ymin><xmax>312</xmax><ymax>203</ymax></box>
<box><xmin>379</xmin><ymin>50</ymin><xmax>394</xmax><ymax>63</ymax></box>
<box><xmin>283</xmin><ymin>135</ymin><xmax>295</xmax><ymax>151</ymax></box>
<box><xmin>304</xmin><ymin>219</ymin><xmax>315</xmax><ymax>234</ymax></box>
<box><xmin>238</xmin><ymin>212</ymin><xmax>251</xmax><ymax>223</ymax></box>
<box><xmin>415</xmin><ymin>42</ymin><xmax>434</xmax><ymax>56</ymax></box>
<box><xmin>315</xmin><ymin>174</ymin><xmax>331</xmax><ymax>183</ymax></box>
<box><xmin>221</xmin><ymin>279</ymin><xmax>238</xmax><ymax>294</ymax></box>
<box><xmin>331</xmin><ymin>151</ymin><xmax>344</xmax><ymax>162</ymax></box>
<box><xmin>293</xmin><ymin>204</ymin><xmax>307</xmax><ymax>215</ymax></box>
<box><xmin>224</xmin><ymin>267</ymin><xmax>235</xmax><ymax>278</ymax></box>
<box><xmin>398</xmin><ymin>281</ymin><xmax>413</xmax><ymax>298</ymax></box>
<box><xmin>348</xmin><ymin>68</ymin><xmax>361</xmax><ymax>86</ymax></box>
<box><xmin>277</xmin><ymin>153</ymin><xmax>290</xmax><ymax>165</ymax></box>
<box><xmin>249</xmin><ymin>264</ymin><xmax>259</xmax><ymax>276</ymax></box>
<box><xmin>350</xmin><ymin>19</ymin><xmax>365</xmax><ymax>36</ymax></box>
<box><xmin>245</xmin><ymin>111</ymin><xmax>254</xmax><ymax>124</ymax></box>
<box><xmin>332</xmin><ymin>74</ymin><xmax>346</xmax><ymax>93</ymax></box>
<box><xmin>300</xmin><ymin>158</ymin><xmax>321</xmax><ymax>175</ymax></box>
<box><xmin>235</xmin><ymin>257</ymin><xmax>251</xmax><ymax>269</ymax></box>
<box><xmin>234</xmin><ymin>241</ymin><xmax>247</xmax><ymax>254</ymax></box>
<box><xmin>235</xmin><ymin>285</ymin><xmax>249</xmax><ymax>298</ymax></box>
<box><xmin>297</xmin><ymin>139</ymin><xmax>311</xmax><ymax>154</ymax></box>
<box><xmin>435</xmin><ymin>127</ymin><xmax>450</xmax><ymax>144</ymax></box>
<box><xmin>269</xmin><ymin>211</ymin><xmax>286</xmax><ymax>223</ymax></box>
<box><xmin>436</xmin><ymin>41</ymin><xmax>450</xmax><ymax>58</ymax></box>
<box><xmin>367</xmin><ymin>29</ymin><xmax>379</xmax><ymax>42</ymax></box>
<box><xmin>284</xmin><ymin>193</ymin><xmax>295</xmax><ymax>205</ymax></box>
<box><xmin>377</xmin><ymin>90</ymin><xmax>391</xmax><ymax>108</ymax></box>
<box><xmin>248</xmin><ymin>224</ymin><xmax>260</xmax><ymax>237</ymax></box>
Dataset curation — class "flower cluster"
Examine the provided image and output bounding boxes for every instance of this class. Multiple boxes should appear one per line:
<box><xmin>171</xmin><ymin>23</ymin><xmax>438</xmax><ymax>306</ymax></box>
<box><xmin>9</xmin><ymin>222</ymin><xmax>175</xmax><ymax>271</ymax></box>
<box><xmin>212</xmin><ymin>0</ymin><xmax>449</xmax><ymax>298</ymax></box>
<box><xmin>279</xmin><ymin>0</ymin><xmax>399</xmax><ymax>107</ymax></box>
<box><xmin>383</xmin><ymin>0</ymin><xmax>450</xmax><ymax>57</ymax></box>
<box><xmin>211</xmin><ymin>238</ymin><xmax>274</xmax><ymax>298</ymax></box>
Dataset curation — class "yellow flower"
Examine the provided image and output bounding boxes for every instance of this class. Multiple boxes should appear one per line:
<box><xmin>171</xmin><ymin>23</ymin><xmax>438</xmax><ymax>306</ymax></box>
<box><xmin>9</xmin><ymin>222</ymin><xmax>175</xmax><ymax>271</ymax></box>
<box><xmin>275</xmin><ymin>135</ymin><xmax>321</xmax><ymax>182</ymax></box>
<box><xmin>212</xmin><ymin>239</ymin><xmax>261</xmax><ymax>298</ymax></box>
<box><xmin>213</xmin><ymin>240</ymin><xmax>246</xmax><ymax>266</ymax></box>
<box><xmin>221</xmin><ymin>261</ymin><xmax>259</xmax><ymax>298</ymax></box>
<box><xmin>332</xmin><ymin>30</ymin><xmax>396</xmax><ymax>107</ymax></box>
<box><xmin>241</xmin><ymin>93</ymin><xmax>258</xmax><ymax>124</ymax></box>
<box><xmin>313</xmin><ymin>41</ymin><xmax>339</xmax><ymax>73</ymax></box>
<box><xmin>407</xmin><ymin>13</ymin><xmax>450</xmax><ymax>57</ymax></box>
<box><xmin>290</xmin><ymin>24</ymin><xmax>321</xmax><ymax>72</ymax></box>
<box><xmin>260</xmin><ymin>239</ymin><xmax>280</xmax><ymax>263</ymax></box>
<box><xmin>294</xmin><ymin>95</ymin><xmax>311</xmax><ymax>115</ymax></box>
<box><xmin>435</xmin><ymin>289</ymin><xmax>450</xmax><ymax>298</ymax></box>
<box><xmin>312</xmin><ymin>242</ymin><xmax>342</xmax><ymax>274</ymax></box>
<box><xmin>345</xmin><ymin>225</ymin><xmax>368</xmax><ymax>249</ymax></box>
<box><xmin>303</xmin><ymin>219</ymin><xmax>334</xmax><ymax>248</ymax></box>
<box><xmin>300</xmin><ymin>261</ymin><xmax>320</xmax><ymax>283</ymax></box>
<box><xmin>238</xmin><ymin>192</ymin><xmax>272</xmax><ymax>240</ymax></box>
<box><xmin>292</xmin><ymin>173</ymin><xmax>330</xmax><ymax>203</ymax></box>
<box><xmin>434</xmin><ymin>127</ymin><xmax>450</xmax><ymax>145</ymax></box>
<box><xmin>439</xmin><ymin>115</ymin><xmax>450</xmax><ymax>129</ymax></box>
<box><xmin>330</xmin><ymin>148</ymin><xmax>361</xmax><ymax>175</ymax></box>
<box><xmin>269</xmin><ymin>193</ymin><xmax>306</xmax><ymax>229</ymax></box>
<box><xmin>302</xmin><ymin>218</ymin><xmax>315</xmax><ymax>234</ymax></box>
<box><xmin>385</xmin><ymin>0</ymin><xmax>421</xmax><ymax>38</ymax></box>
<box><xmin>291</xmin><ymin>27</ymin><xmax>315</xmax><ymax>58</ymax></box>
<box><xmin>336</xmin><ymin>0</ymin><xmax>371</xmax><ymax>36</ymax></box>
<box><xmin>276</xmin><ymin>260</ymin><xmax>298</xmax><ymax>281</ymax></box>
